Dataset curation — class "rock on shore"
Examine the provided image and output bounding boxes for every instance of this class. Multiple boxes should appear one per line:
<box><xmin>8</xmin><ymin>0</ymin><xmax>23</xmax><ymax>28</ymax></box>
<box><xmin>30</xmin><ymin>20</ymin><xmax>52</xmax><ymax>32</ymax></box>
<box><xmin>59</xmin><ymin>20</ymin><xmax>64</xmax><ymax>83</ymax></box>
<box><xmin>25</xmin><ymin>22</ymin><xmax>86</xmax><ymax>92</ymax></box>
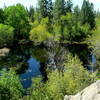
<box><xmin>0</xmin><ymin>48</ymin><xmax>10</xmax><ymax>56</ymax></box>
<box><xmin>64</xmin><ymin>80</ymin><xmax>100</xmax><ymax>100</ymax></box>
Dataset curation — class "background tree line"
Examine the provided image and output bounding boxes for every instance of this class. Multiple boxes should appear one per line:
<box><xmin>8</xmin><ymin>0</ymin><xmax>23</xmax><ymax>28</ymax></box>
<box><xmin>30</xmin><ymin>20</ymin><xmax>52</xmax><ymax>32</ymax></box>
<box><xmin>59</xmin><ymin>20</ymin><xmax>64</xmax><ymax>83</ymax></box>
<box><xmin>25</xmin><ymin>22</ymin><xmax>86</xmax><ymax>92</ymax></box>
<box><xmin>0</xmin><ymin>0</ymin><xmax>96</xmax><ymax>47</ymax></box>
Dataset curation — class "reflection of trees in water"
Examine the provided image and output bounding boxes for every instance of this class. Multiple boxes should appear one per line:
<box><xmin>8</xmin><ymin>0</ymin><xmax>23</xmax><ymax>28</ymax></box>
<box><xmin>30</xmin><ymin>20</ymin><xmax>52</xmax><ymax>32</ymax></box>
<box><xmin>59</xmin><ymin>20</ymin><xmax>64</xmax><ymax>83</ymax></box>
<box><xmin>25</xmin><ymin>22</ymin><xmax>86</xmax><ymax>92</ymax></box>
<box><xmin>0</xmin><ymin>45</ymin><xmax>32</xmax><ymax>73</ymax></box>
<box><xmin>47</xmin><ymin>42</ymin><xmax>68</xmax><ymax>76</ymax></box>
<box><xmin>93</xmin><ymin>43</ymin><xmax>100</xmax><ymax>67</ymax></box>
<box><xmin>66</xmin><ymin>43</ymin><xmax>91</xmax><ymax>65</ymax></box>
<box><xmin>46</xmin><ymin>42</ymin><xmax>96</xmax><ymax>74</ymax></box>
<box><xmin>0</xmin><ymin>43</ymin><xmax>96</xmax><ymax>79</ymax></box>
<box><xmin>31</xmin><ymin>46</ymin><xmax>48</xmax><ymax>81</ymax></box>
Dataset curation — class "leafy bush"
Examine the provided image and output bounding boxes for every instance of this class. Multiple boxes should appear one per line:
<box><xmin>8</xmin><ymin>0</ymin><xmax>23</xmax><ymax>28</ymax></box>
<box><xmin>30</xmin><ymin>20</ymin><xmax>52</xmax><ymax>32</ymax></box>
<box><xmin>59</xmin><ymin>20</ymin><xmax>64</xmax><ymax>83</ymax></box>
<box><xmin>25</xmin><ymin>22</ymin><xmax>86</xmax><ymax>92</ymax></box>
<box><xmin>29</xmin><ymin>18</ymin><xmax>52</xmax><ymax>44</ymax></box>
<box><xmin>0</xmin><ymin>70</ymin><xmax>23</xmax><ymax>100</ymax></box>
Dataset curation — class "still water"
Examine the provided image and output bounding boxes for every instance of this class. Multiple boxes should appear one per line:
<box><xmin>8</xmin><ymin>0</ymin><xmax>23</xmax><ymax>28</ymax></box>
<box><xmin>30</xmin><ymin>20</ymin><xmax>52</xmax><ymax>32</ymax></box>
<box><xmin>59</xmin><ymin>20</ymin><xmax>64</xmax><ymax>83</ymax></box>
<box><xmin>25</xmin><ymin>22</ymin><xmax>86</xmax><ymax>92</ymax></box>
<box><xmin>20</xmin><ymin>57</ymin><xmax>41</xmax><ymax>88</ymax></box>
<box><xmin>0</xmin><ymin>44</ymin><xmax>96</xmax><ymax>89</ymax></box>
<box><xmin>0</xmin><ymin>45</ymin><xmax>48</xmax><ymax>89</ymax></box>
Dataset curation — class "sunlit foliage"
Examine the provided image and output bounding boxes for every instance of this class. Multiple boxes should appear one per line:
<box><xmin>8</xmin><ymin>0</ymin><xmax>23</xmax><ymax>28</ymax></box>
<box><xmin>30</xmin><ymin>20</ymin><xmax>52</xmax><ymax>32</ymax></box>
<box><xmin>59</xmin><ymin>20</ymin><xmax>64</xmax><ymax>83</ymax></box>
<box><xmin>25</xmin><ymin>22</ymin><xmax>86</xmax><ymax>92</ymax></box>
<box><xmin>0</xmin><ymin>70</ymin><xmax>23</xmax><ymax>100</ymax></box>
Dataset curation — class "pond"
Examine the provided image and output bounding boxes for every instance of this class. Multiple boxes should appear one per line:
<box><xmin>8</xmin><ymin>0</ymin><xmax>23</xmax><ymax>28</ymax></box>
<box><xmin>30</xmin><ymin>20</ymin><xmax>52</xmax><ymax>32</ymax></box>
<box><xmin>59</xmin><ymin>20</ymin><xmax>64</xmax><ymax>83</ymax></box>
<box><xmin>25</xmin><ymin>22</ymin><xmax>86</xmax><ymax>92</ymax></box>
<box><xmin>0</xmin><ymin>45</ymin><xmax>48</xmax><ymax>89</ymax></box>
<box><xmin>0</xmin><ymin>44</ymin><xmax>96</xmax><ymax>89</ymax></box>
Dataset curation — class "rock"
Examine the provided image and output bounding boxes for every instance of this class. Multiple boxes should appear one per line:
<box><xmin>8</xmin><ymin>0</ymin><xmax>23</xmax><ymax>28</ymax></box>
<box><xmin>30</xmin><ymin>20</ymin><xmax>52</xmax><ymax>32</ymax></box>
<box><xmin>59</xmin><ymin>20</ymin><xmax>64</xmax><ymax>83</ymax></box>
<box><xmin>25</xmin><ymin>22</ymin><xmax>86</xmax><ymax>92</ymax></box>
<box><xmin>0</xmin><ymin>48</ymin><xmax>10</xmax><ymax>56</ymax></box>
<box><xmin>64</xmin><ymin>80</ymin><xmax>100</xmax><ymax>100</ymax></box>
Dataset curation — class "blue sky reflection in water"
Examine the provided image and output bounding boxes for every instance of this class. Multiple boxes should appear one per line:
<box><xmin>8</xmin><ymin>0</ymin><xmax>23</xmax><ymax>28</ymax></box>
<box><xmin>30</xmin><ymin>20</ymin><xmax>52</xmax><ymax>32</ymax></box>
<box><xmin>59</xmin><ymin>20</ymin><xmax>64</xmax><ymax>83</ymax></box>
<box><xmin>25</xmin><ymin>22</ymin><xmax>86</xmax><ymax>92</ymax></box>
<box><xmin>20</xmin><ymin>57</ymin><xmax>41</xmax><ymax>89</ymax></box>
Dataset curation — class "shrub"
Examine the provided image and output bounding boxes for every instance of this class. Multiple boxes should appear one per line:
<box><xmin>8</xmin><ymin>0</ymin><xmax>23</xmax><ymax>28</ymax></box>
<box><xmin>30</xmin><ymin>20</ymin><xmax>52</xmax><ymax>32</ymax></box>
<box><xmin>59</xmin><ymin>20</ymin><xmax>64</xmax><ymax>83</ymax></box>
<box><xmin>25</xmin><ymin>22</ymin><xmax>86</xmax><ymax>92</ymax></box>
<box><xmin>0</xmin><ymin>70</ymin><xmax>23</xmax><ymax>100</ymax></box>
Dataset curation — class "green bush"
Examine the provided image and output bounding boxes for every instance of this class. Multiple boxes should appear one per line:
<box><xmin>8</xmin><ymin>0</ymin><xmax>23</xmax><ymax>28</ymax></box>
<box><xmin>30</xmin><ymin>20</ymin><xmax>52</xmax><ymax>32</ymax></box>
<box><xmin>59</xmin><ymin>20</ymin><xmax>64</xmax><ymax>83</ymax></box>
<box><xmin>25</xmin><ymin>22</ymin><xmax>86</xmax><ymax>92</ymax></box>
<box><xmin>29</xmin><ymin>18</ymin><xmax>52</xmax><ymax>44</ymax></box>
<box><xmin>0</xmin><ymin>70</ymin><xmax>23</xmax><ymax>100</ymax></box>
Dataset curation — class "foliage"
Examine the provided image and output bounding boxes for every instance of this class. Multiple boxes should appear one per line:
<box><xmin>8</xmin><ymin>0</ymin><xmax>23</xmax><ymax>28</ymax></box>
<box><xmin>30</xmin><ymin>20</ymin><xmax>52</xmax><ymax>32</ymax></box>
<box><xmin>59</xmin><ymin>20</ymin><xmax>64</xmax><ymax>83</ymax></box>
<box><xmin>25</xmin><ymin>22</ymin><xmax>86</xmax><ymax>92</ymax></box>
<box><xmin>80</xmin><ymin>0</ymin><xmax>95</xmax><ymax>29</ymax></box>
<box><xmin>53</xmin><ymin>0</ymin><xmax>65</xmax><ymax>22</ymax></box>
<box><xmin>38</xmin><ymin>0</ymin><xmax>48</xmax><ymax>18</ymax></box>
<box><xmin>65</xmin><ymin>0</ymin><xmax>73</xmax><ymax>12</ymax></box>
<box><xmin>28</xmin><ymin>54</ymin><xmax>94</xmax><ymax>100</ymax></box>
<box><xmin>0</xmin><ymin>70</ymin><xmax>23</xmax><ymax>100</ymax></box>
<box><xmin>87</xmin><ymin>18</ymin><xmax>100</xmax><ymax>74</ymax></box>
<box><xmin>63</xmin><ymin>54</ymin><xmax>94</xmax><ymax>94</ymax></box>
<box><xmin>59</xmin><ymin>13</ymin><xmax>91</xmax><ymax>42</ymax></box>
<box><xmin>29</xmin><ymin>5</ymin><xmax>35</xmax><ymax>22</ymax></box>
<box><xmin>29</xmin><ymin>18</ymin><xmax>52</xmax><ymax>44</ymax></box>
<box><xmin>0</xmin><ymin>24</ymin><xmax>14</xmax><ymax>47</ymax></box>
<box><xmin>47</xmin><ymin>0</ymin><xmax>53</xmax><ymax>20</ymax></box>
<box><xmin>0</xmin><ymin>0</ymin><xmax>99</xmax><ymax>99</ymax></box>
<box><xmin>73</xmin><ymin>5</ymin><xmax>80</xmax><ymax>23</ymax></box>
<box><xmin>46</xmin><ymin>54</ymin><xmax>94</xmax><ymax>98</ymax></box>
<box><xmin>4</xmin><ymin>3</ymin><xmax>30</xmax><ymax>40</ymax></box>
<box><xmin>0</xmin><ymin>8</ymin><xmax>5</xmax><ymax>23</ymax></box>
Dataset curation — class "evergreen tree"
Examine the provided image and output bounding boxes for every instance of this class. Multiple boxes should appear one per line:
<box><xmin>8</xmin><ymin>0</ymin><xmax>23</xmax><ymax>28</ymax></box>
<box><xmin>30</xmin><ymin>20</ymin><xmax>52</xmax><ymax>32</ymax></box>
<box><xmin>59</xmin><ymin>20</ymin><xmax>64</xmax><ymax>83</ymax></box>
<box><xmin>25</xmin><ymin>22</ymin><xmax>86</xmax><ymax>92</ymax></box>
<box><xmin>47</xmin><ymin>0</ymin><xmax>53</xmax><ymax>20</ymax></box>
<box><xmin>80</xmin><ymin>0</ymin><xmax>95</xmax><ymax>29</ymax></box>
<box><xmin>73</xmin><ymin>5</ymin><xmax>80</xmax><ymax>24</ymax></box>
<box><xmin>29</xmin><ymin>5</ymin><xmax>34</xmax><ymax>22</ymax></box>
<box><xmin>65</xmin><ymin>0</ymin><xmax>73</xmax><ymax>13</ymax></box>
<box><xmin>0</xmin><ymin>8</ymin><xmax>5</xmax><ymax>23</ymax></box>
<box><xmin>53</xmin><ymin>0</ymin><xmax>65</xmax><ymax>22</ymax></box>
<box><xmin>89</xmin><ymin>3</ymin><xmax>95</xmax><ymax>29</ymax></box>
<box><xmin>96</xmin><ymin>9</ymin><xmax>100</xmax><ymax>18</ymax></box>
<box><xmin>38</xmin><ymin>0</ymin><xmax>48</xmax><ymax>18</ymax></box>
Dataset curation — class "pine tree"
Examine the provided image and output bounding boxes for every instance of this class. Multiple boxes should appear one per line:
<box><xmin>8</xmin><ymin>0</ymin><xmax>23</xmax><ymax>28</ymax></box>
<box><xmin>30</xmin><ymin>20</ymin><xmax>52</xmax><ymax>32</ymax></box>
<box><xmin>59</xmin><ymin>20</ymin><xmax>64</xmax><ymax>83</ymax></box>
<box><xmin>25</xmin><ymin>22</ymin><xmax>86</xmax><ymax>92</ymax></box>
<box><xmin>53</xmin><ymin>0</ymin><xmax>65</xmax><ymax>22</ymax></box>
<box><xmin>38</xmin><ymin>0</ymin><xmax>48</xmax><ymax>18</ymax></box>
<box><xmin>80</xmin><ymin>0</ymin><xmax>95</xmax><ymax>29</ymax></box>
<box><xmin>88</xmin><ymin>3</ymin><xmax>95</xmax><ymax>29</ymax></box>
<box><xmin>47</xmin><ymin>0</ymin><xmax>53</xmax><ymax>20</ymax></box>
<box><xmin>65</xmin><ymin>0</ymin><xmax>73</xmax><ymax>13</ymax></box>
<box><xmin>0</xmin><ymin>8</ymin><xmax>5</xmax><ymax>23</ymax></box>
<box><xmin>29</xmin><ymin>5</ymin><xmax>34</xmax><ymax>22</ymax></box>
<box><xmin>73</xmin><ymin>5</ymin><xmax>80</xmax><ymax>24</ymax></box>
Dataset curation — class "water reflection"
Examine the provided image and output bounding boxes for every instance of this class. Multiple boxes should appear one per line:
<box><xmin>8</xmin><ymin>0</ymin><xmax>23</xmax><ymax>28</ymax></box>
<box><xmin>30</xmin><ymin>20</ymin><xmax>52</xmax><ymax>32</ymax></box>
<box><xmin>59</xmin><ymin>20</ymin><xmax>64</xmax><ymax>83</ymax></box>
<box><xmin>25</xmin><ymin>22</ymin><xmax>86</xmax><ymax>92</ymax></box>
<box><xmin>0</xmin><ymin>45</ymin><xmax>47</xmax><ymax>89</ymax></box>
<box><xmin>0</xmin><ymin>44</ymin><xmax>97</xmax><ymax>89</ymax></box>
<box><xmin>20</xmin><ymin>57</ymin><xmax>41</xmax><ymax>88</ymax></box>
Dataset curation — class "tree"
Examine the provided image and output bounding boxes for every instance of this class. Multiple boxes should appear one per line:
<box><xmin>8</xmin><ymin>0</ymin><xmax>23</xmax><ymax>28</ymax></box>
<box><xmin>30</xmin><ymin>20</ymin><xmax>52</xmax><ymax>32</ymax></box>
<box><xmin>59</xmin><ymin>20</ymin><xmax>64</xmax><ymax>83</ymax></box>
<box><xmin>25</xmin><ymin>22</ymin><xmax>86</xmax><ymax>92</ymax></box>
<box><xmin>47</xmin><ymin>0</ymin><xmax>53</xmax><ymax>20</ymax></box>
<box><xmin>73</xmin><ymin>5</ymin><xmax>80</xmax><ymax>23</ymax></box>
<box><xmin>53</xmin><ymin>0</ymin><xmax>65</xmax><ymax>22</ymax></box>
<box><xmin>38</xmin><ymin>0</ymin><xmax>48</xmax><ymax>18</ymax></box>
<box><xmin>65</xmin><ymin>0</ymin><xmax>73</xmax><ymax>13</ymax></box>
<box><xmin>80</xmin><ymin>0</ymin><xmax>95</xmax><ymax>29</ymax></box>
<box><xmin>29</xmin><ymin>5</ymin><xmax>35</xmax><ymax>22</ymax></box>
<box><xmin>60</xmin><ymin>12</ymin><xmax>91</xmax><ymax>42</ymax></box>
<box><xmin>0</xmin><ymin>24</ymin><xmax>14</xmax><ymax>47</ymax></box>
<box><xmin>0</xmin><ymin>8</ymin><xmax>5</xmax><ymax>23</ymax></box>
<box><xmin>0</xmin><ymin>70</ymin><xmax>23</xmax><ymax>100</ymax></box>
<box><xmin>29</xmin><ymin>18</ymin><xmax>52</xmax><ymax>44</ymax></box>
<box><xmin>4</xmin><ymin>4</ymin><xmax>30</xmax><ymax>40</ymax></box>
